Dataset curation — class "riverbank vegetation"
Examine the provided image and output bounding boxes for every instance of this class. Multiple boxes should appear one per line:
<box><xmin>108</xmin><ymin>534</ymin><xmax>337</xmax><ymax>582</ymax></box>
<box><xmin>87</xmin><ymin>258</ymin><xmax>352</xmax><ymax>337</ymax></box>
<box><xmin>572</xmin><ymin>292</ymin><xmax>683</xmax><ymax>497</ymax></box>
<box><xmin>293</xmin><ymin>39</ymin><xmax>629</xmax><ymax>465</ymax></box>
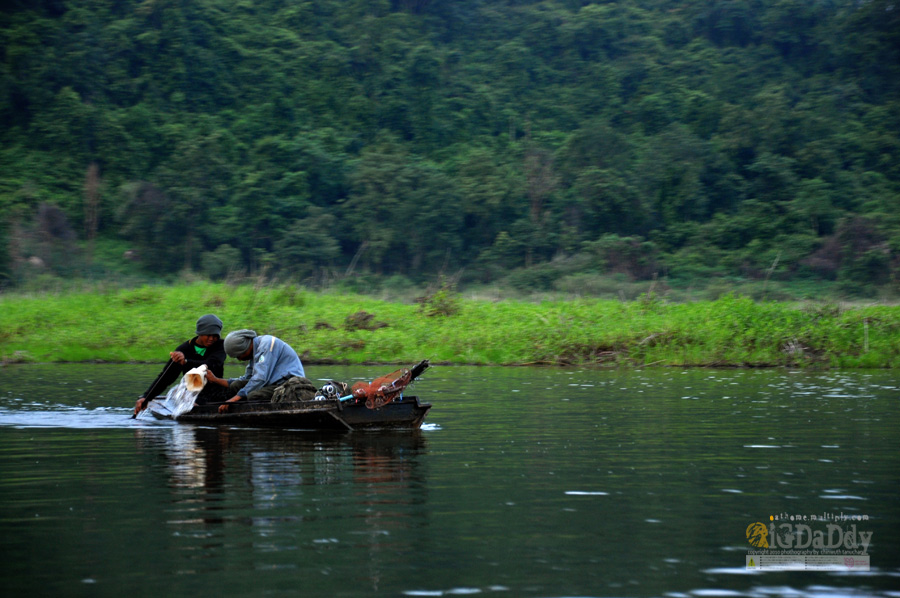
<box><xmin>2</xmin><ymin>283</ymin><xmax>898</xmax><ymax>368</ymax></box>
<box><xmin>2</xmin><ymin>1</ymin><xmax>900</xmax><ymax>299</ymax></box>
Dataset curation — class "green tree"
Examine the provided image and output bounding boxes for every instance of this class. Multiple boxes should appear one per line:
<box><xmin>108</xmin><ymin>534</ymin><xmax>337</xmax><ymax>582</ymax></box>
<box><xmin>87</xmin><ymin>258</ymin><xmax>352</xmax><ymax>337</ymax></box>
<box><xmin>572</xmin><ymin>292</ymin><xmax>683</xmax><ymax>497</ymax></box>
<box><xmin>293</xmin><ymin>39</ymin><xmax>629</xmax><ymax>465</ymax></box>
<box><xmin>116</xmin><ymin>181</ymin><xmax>182</xmax><ymax>273</ymax></box>
<box><xmin>274</xmin><ymin>206</ymin><xmax>342</xmax><ymax>281</ymax></box>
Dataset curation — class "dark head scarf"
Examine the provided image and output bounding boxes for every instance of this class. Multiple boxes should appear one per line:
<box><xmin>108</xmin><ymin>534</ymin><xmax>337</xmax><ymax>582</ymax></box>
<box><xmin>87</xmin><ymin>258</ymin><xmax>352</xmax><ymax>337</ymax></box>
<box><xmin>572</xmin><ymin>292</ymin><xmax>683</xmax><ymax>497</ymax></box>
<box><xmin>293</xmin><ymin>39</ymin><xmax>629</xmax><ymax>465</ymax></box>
<box><xmin>196</xmin><ymin>314</ymin><xmax>223</xmax><ymax>336</ymax></box>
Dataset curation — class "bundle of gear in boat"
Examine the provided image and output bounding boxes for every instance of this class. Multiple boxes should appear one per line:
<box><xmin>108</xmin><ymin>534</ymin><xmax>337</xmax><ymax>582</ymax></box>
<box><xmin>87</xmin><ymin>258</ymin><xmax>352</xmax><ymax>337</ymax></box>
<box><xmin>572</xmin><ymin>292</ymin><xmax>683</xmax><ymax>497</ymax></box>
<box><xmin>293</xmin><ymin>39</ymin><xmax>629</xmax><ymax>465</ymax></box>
<box><xmin>138</xmin><ymin>360</ymin><xmax>430</xmax><ymax>420</ymax></box>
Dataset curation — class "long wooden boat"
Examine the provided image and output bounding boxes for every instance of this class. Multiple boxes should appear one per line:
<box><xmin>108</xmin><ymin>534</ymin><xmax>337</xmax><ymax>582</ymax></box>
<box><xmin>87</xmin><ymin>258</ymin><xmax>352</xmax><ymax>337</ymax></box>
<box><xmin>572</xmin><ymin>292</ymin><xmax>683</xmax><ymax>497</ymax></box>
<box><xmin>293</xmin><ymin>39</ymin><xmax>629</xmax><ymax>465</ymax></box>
<box><xmin>147</xmin><ymin>360</ymin><xmax>432</xmax><ymax>432</ymax></box>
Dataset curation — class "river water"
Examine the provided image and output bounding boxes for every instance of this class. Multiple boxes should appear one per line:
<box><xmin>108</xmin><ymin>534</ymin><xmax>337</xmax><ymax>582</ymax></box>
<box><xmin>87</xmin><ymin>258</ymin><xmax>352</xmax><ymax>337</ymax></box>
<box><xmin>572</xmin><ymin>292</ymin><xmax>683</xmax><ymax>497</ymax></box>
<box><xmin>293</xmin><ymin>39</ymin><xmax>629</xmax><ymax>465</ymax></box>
<box><xmin>0</xmin><ymin>364</ymin><xmax>897</xmax><ymax>598</ymax></box>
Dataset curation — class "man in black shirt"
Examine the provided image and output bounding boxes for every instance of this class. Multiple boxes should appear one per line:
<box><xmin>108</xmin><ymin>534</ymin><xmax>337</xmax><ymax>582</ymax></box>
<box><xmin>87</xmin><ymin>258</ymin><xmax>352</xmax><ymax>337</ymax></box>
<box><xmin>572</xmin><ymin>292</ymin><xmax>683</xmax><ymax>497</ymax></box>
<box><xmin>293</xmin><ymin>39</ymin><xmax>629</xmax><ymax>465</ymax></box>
<box><xmin>133</xmin><ymin>314</ymin><xmax>227</xmax><ymax>416</ymax></box>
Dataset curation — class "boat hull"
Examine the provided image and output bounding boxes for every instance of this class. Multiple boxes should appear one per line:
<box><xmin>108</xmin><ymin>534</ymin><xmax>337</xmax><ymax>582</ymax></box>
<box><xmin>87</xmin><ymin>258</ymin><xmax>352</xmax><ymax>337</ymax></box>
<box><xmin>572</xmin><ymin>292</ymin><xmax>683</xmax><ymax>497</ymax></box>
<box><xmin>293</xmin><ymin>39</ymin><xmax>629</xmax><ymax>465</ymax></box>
<box><xmin>163</xmin><ymin>396</ymin><xmax>431</xmax><ymax>432</ymax></box>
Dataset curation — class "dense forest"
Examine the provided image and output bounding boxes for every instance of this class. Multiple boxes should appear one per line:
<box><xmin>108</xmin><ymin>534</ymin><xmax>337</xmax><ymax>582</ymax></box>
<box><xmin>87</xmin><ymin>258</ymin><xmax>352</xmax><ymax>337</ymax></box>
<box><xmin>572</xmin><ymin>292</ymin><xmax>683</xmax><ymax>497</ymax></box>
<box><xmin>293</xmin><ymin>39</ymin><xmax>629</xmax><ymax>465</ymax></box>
<box><xmin>1</xmin><ymin>0</ymin><xmax>899</xmax><ymax>298</ymax></box>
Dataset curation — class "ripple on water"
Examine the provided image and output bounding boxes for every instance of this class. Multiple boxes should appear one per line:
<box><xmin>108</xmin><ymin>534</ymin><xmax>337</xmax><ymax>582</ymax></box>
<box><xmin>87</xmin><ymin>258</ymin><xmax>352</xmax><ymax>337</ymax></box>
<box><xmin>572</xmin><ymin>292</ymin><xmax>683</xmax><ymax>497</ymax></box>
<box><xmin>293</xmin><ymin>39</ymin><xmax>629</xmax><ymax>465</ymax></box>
<box><xmin>819</xmin><ymin>495</ymin><xmax>867</xmax><ymax>500</ymax></box>
<box><xmin>403</xmin><ymin>590</ymin><xmax>486</xmax><ymax>597</ymax></box>
<box><xmin>0</xmin><ymin>406</ymin><xmax>139</xmax><ymax>429</ymax></box>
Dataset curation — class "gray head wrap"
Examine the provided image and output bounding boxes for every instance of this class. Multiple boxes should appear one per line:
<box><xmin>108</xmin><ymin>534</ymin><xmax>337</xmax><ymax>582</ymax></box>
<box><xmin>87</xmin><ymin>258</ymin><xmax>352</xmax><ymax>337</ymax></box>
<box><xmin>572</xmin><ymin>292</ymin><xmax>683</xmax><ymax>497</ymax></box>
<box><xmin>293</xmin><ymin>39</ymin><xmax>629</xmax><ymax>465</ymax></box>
<box><xmin>195</xmin><ymin>314</ymin><xmax>223</xmax><ymax>336</ymax></box>
<box><xmin>224</xmin><ymin>329</ymin><xmax>257</xmax><ymax>358</ymax></box>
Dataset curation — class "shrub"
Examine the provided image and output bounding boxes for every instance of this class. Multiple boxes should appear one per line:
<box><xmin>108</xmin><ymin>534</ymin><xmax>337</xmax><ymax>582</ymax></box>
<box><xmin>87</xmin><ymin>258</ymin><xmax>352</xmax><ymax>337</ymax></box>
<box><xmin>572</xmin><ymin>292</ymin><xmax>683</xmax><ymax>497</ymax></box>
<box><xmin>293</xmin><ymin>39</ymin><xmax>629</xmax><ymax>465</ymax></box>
<box><xmin>417</xmin><ymin>284</ymin><xmax>461</xmax><ymax>317</ymax></box>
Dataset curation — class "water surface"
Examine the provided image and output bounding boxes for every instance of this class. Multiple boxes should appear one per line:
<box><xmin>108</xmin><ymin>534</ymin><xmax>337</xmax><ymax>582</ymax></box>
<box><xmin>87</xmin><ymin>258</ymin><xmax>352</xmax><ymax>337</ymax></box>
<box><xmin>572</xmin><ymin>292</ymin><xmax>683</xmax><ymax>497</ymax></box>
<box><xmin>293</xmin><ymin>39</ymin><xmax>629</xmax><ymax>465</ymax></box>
<box><xmin>1</xmin><ymin>364</ymin><xmax>897</xmax><ymax>597</ymax></box>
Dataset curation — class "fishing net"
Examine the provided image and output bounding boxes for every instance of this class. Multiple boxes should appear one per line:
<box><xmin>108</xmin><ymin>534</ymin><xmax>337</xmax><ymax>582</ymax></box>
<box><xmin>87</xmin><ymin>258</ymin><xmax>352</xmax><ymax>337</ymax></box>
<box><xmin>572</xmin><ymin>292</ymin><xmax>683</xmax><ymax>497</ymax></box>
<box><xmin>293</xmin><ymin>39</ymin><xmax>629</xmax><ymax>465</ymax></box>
<box><xmin>270</xmin><ymin>376</ymin><xmax>318</xmax><ymax>403</ymax></box>
<box><xmin>350</xmin><ymin>360</ymin><xmax>430</xmax><ymax>409</ymax></box>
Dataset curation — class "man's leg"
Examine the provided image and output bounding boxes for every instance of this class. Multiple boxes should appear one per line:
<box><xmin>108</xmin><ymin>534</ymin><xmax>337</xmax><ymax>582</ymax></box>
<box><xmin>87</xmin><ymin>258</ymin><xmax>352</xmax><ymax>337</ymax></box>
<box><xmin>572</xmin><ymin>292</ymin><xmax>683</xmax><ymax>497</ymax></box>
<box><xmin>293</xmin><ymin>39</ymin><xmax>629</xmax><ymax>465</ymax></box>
<box><xmin>228</xmin><ymin>379</ymin><xmax>249</xmax><ymax>397</ymax></box>
<box><xmin>246</xmin><ymin>384</ymin><xmax>278</xmax><ymax>402</ymax></box>
<box><xmin>225</xmin><ymin>379</ymin><xmax>277</xmax><ymax>402</ymax></box>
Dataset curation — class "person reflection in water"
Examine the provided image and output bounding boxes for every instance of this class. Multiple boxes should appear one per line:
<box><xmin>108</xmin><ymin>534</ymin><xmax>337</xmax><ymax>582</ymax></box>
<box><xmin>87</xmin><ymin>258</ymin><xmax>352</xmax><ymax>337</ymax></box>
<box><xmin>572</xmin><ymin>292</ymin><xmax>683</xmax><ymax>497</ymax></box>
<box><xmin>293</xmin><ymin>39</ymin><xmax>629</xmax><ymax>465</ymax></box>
<box><xmin>133</xmin><ymin>314</ymin><xmax>228</xmax><ymax>416</ymax></box>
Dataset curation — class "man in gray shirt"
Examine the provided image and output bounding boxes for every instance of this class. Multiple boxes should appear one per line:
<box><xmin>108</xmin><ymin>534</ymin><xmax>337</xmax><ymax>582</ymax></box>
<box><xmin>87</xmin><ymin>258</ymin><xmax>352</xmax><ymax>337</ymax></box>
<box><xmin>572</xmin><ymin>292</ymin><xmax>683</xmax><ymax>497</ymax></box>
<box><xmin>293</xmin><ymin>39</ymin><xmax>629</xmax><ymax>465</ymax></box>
<box><xmin>206</xmin><ymin>329</ymin><xmax>306</xmax><ymax>413</ymax></box>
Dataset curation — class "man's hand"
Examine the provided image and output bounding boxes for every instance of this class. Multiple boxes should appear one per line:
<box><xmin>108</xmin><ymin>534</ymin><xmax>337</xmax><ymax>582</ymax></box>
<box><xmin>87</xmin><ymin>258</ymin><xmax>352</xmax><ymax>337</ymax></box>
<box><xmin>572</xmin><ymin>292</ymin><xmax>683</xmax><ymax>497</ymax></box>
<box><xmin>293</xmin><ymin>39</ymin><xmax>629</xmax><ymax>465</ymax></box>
<box><xmin>206</xmin><ymin>370</ymin><xmax>228</xmax><ymax>387</ymax></box>
<box><xmin>170</xmin><ymin>351</ymin><xmax>186</xmax><ymax>365</ymax></box>
<box><xmin>134</xmin><ymin>397</ymin><xmax>147</xmax><ymax>416</ymax></box>
<box><xmin>218</xmin><ymin>396</ymin><xmax>240</xmax><ymax>413</ymax></box>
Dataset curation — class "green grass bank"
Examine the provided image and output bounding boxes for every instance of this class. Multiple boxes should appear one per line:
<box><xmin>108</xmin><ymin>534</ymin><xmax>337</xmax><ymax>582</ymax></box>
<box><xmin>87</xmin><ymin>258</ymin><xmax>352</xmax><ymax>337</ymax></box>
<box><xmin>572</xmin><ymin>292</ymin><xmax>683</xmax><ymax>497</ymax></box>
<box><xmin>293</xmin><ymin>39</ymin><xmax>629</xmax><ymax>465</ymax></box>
<box><xmin>2</xmin><ymin>282</ymin><xmax>899</xmax><ymax>368</ymax></box>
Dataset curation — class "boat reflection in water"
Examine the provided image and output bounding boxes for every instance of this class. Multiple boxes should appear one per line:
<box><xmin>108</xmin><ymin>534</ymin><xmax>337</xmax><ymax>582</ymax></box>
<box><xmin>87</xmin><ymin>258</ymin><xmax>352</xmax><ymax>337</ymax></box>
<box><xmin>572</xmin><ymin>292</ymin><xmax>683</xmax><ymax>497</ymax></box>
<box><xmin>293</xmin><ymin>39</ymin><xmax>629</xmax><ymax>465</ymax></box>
<box><xmin>133</xmin><ymin>424</ymin><xmax>429</xmax><ymax>589</ymax></box>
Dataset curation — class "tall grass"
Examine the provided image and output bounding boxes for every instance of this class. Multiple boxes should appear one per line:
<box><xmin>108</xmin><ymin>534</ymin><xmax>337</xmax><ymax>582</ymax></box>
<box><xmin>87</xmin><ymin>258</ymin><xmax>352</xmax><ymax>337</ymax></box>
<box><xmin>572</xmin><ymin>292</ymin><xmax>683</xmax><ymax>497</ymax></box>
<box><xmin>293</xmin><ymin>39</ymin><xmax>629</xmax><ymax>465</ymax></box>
<box><xmin>2</xmin><ymin>283</ymin><xmax>899</xmax><ymax>368</ymax></box>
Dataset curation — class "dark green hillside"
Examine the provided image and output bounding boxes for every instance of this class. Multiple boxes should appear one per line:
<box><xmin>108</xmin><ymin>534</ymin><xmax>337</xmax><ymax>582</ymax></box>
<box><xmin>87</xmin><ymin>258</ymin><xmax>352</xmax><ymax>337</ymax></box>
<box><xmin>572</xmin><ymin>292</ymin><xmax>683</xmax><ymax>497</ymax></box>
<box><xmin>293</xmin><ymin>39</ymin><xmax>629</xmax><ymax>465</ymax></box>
<box><xmin>1</xmin><ymin>0</ymin><xmax>898</xmax><ymax>297</ymax></box>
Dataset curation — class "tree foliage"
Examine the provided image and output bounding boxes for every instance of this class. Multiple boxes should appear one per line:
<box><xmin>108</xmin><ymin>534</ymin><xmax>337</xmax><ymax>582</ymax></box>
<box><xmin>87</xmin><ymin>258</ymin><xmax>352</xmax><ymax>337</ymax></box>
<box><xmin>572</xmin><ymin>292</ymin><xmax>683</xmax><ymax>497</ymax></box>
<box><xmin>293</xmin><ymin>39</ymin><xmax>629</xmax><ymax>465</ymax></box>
<box><xmin>1</xmin><ymin>0</ymin><xmax>898</xmax><ymax>294</ymax></box>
